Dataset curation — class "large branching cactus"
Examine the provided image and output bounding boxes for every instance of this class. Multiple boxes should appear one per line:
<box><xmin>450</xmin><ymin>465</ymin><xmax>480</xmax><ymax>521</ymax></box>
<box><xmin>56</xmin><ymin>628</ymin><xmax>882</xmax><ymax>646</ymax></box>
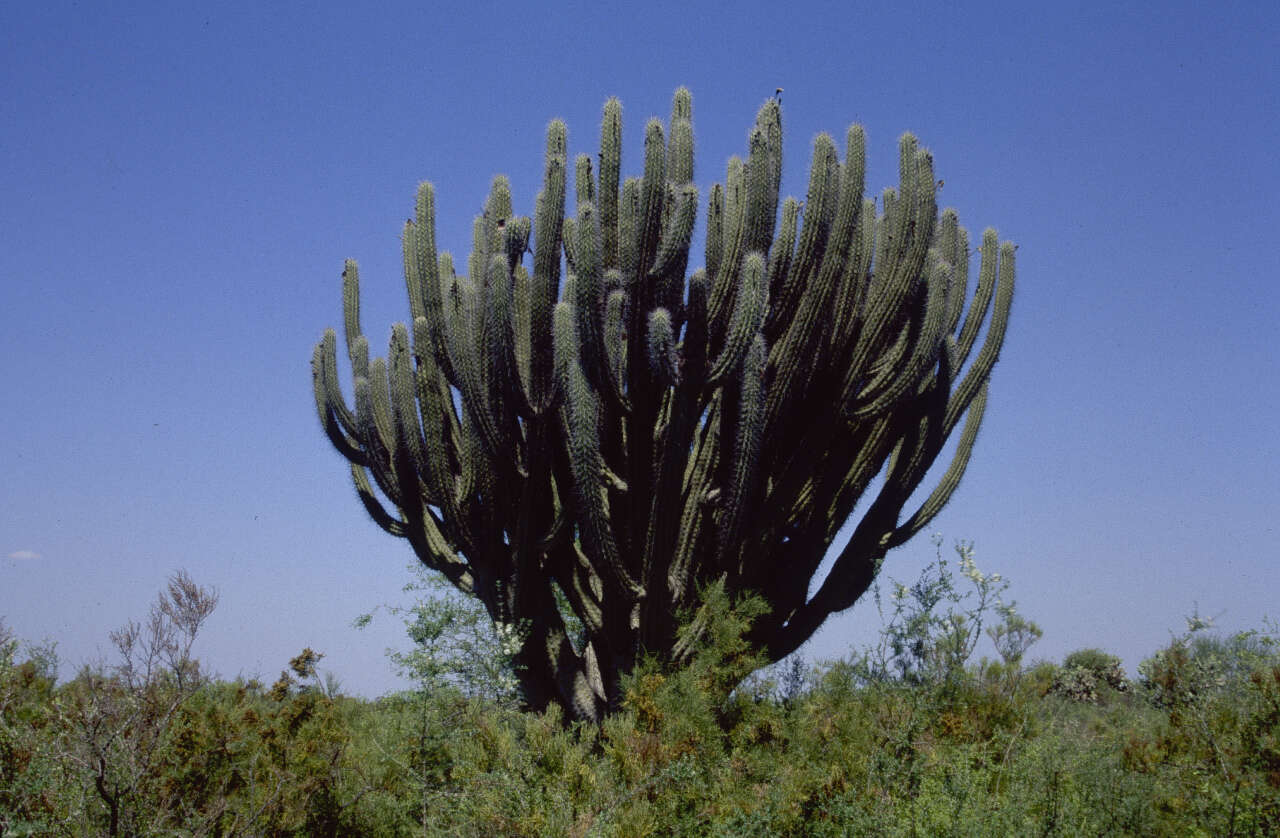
<box><xmin>312</xmin><ymin>89</ymin><xmax>1015</xmax><ymax>722</ymax></box>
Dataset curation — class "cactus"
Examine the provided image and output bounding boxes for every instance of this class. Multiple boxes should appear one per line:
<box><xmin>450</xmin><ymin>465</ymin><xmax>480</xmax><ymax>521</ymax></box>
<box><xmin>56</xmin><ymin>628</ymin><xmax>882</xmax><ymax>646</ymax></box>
<box><xmin>312</xmin><ymin>89</ymin><xmax>1015</xmax><ymax>722</ymax></box>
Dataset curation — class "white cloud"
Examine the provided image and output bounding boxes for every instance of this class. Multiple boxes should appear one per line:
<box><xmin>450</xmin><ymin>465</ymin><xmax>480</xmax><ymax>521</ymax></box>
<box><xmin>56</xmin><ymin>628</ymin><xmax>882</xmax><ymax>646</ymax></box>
<box><xmin>7</xmin><ymin>550</ymin><xmax>41</xmax><ymax>561</ymax></box>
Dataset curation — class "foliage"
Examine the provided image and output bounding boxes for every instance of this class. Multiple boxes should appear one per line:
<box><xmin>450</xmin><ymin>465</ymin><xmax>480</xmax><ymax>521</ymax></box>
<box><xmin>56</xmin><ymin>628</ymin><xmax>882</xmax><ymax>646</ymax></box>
<box><xmin>5</xmin><ymin>557</ymin><xmax>1279</xmax><ymax>835</ymax></box>
<box><xmin>0</xmin><ymin>619</ymin><xmax>59</xmax><ymax>836</ymax></box>
<box><xmin>1050</xmin><ymin>648</ymin><xmax>1129</xmax><ymax>704</ymax></box>
<box><xmin>312</xmin><ymin>88</ymin><xmax>1016</xmax><ymax>721</ymax></box>
<box><xmin>356</xmin><ymin>563</ymin><xmax>524</xmax><ymax>705</ymax></box>
<box><xmin>855</xmin><ymin>535</ymin><xmax>1040</xmax><ymax>690</ymax></box>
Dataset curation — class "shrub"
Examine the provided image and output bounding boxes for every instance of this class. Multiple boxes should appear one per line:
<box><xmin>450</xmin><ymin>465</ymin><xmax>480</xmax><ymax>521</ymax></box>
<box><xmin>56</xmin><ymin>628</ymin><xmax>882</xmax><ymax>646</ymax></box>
<box><xmin>1051</xmin><ymin>648</ymin><xmax>1129</xmax><ymax>703</ymax></box>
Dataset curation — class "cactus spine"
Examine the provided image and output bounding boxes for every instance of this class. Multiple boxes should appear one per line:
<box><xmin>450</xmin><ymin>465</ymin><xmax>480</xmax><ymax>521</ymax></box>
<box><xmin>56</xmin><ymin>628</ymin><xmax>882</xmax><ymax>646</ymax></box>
<box><xmin>312</xmin><ymin>89</ymin><xmax>1015</xmax><ymax>722</ymax></box>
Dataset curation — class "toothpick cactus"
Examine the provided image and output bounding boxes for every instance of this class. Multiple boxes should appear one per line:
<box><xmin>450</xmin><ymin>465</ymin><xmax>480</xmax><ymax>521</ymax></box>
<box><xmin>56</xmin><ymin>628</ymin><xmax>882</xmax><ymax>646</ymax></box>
<box><xmin>312</xmin><ymin>89</ymin><xmax>1015</xmax><ymax>722</ymax></box>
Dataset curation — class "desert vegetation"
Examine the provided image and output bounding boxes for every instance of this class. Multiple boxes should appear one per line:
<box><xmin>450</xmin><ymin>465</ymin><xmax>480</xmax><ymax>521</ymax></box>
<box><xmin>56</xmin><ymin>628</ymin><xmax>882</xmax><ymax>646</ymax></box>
<box><xmin>4</xmin><ymin>545</ymin><xmax>1277</xmax><ymax>836</ymax></box>
<box><xmin>7</xmin><ymin>91</ymin><xmax>1271</xmax><ymax>838</ymax></box>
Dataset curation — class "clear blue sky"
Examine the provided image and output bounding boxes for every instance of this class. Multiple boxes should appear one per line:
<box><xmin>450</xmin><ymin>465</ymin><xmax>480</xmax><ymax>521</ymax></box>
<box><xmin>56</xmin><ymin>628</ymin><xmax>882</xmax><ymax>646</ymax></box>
<box><xmin>4</xmin><ymin>0</ymin><xmax>1277</xmax><ymax>696</ymax></box>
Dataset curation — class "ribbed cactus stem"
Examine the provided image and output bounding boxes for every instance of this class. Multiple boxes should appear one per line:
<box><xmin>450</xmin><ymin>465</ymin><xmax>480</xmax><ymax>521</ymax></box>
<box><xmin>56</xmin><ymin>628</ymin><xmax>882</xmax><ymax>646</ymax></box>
<box><xmin>341</xmin><ymin>261</ymin><xmax>363</xmax><ymax>366</ymax></box>
<box><xmin>717</xmin><ymin>333</ymin><xmax>767</xmax><ymax>571</ymax></box>
<box><xmin>667</xmin><ymin>88</ymin><xmax>695</xmax><ymax>186</ymax></box>
<box><xmin>556</xmin><ymin>302</ymin><xmax>641</xmax><ymax>600</ymax></box>
<box><xmin>528</xmin><ymin>122</ymin><xmax>567</xmax><ymax>414</ymax></box>
<box><xmin>707</xmin><ymin>251</ymin><xmax>768</xmax><ymax>385</ymax></box>
<box><xmin>704</xmin><ymin>183</ymin><xmax>724</xmax><ymax>285</ymax></box>
<box><xmin>635</xmin><ymin>119</ymin><xmax>667</xmax><ymax>280</ymax></box>
<box><xmin>575</xmin><ymin>154</ymin><xmax>595</xmax><ymax>206</ymax></box>
<box><xmin>645</xmin><ymin>307</ymin><xmax>680</xmax><ymax>385</ymax></box>
<box><xmin>599</xmin><ymin>99</ymin><xmax>622</xmax><ymax>270</ymax></box>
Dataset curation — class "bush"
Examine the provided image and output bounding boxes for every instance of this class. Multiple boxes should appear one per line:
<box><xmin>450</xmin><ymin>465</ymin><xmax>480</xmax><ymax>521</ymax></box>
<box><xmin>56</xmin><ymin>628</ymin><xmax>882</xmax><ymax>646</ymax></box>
<box><xmin>1051</xmin><ymin>648</ymin><xmax>1129</xmax><ymax>703</ymax></box>
<box><xmin>8</xmin><ymin>559</ymin><xmax>1280</xmax><ymax>834</ymax></box>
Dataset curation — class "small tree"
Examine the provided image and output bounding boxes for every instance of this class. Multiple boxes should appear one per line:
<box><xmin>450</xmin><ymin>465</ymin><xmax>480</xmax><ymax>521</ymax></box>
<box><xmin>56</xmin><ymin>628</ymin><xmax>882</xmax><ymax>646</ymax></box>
<box><xmin>357</xmin><ymin>564</ymin><xmax>525</xmax><ymax>704</ymax></box>
<box><xmin>859</xmin><ymin>538</ymin><xmax>1037</xmax><ymax>689</ymax></box>
<box><xmin>313</xmin><ymin>89</ymin><xmax>1016</xmax><ymax>722</ymax></box>
<box><xmin>55</xmin><ymin>571</ymin><xmax>218</xmax><ymax>835</ymax></box>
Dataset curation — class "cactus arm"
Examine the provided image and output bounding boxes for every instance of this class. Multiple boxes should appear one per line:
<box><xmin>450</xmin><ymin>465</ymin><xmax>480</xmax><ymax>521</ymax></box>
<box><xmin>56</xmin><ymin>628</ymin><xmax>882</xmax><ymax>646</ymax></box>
<box><xmin>528</xmin><ymin>121</ymin><xmax>567</xmax><ymax>414</ymax></box>
<box><xmin>378</xmin><ymin>340</ymin><xmax>472</xmax><ymax>581</ymax></box>
<box><xmin>555</xmin><ymin>303</ymin><xmax>642</xmax><ymax>600</ymax></box>
<box><xmin>641</xmin><ymin>269</ymin><xmax>708</xmax><ymax>617</ymax></box>
<box><xmin>666</xmin><ymin>88</ymin><xmax>694</xmax><ymax>186</ymax></box>
<box><xmin>512</xmin><ymin>264</ymin><xmax>533</xmax><ymax>396</ymax></box>
<box><xmin>366</xmin><ymin>358</ymin><xmax>398</xmax><ymax>471</ymax></box>
<box><xmin>704</xmin><ymin>183</ymin><xmax>724</xmax><ymax>286</ymax></box>
<box><xmin>669</xmin><ymin>392</ymin><xmax>723</xmax><ymax>605</ymax></box>
<box><xmin>841</xmin><ymin>138</ymin><xmax>937</xmax><ymax>398</ymax></box>
<box><xmin>611</xmin><ymin>120</ymin><xmax>672</xmax><ymax>601</ymax></box>
<box><xmin>829</xmin><ymin>195</ymin><xmax>879</xmax><ymax>352</ymax></box>
<box><xmin>401</xmin><ymin>318</ymin><xmax>477</xmax><ymax>556</ymax></box>
<box><xmin>544</xmin><ymin>624</ymin><xmax>607</xmax><ymax>721</ymax></box>
<box><xmin>944</xmin><ymin>235</ymin><xmax>1014</xmax><ymax>433</ymax></box>
<box><xmin>388</xmin><ymin>323</ymin><xmax>435</xmax><ymax>504</ymax></box>
<box><xmin>947</xmin><ymin>225</ymin><xmax>972</xmax><ymax>335</ymax></box>
<box><xmin>680</xmin><ymin>268</ymin><xmax>710</xmax><ymax>381</ymax></box>
<box><xmin>762</xmin><ymin>401</ymin><xmax>937</xmax><ymax>660</ymax></box>
<box><xmin>441</xmin><ymin>264</ymin><xmax>511</xmax><ymax>467</ymax></box>
<box><xmin>562</xmin><ymin>216</ymin><xmax>578</xmax><ymax>275</ymax></box>
<box><xmin>846</xmin><ymin>247</ymin><xmax>951</xmax><ymax>418</ymax></box>
<box><xmin>634</xmin><ymin>118</ymin><xmax>667</xmax><ymax>282</ymax></box>
<box><xmin>740</xmin><ymin>100</ymin><xmax>783</xmax><ymax>261</ymax></box>
<box><xmin>387</xmin><ymin>328</ymin><xmax>473</xmax><ymax>582</ymax></box>
<box><xmin>350</xmin><ymin>463</ymin><xmax>406</xmax><ymax>537</ymax></box>
<box><xmin>615</xmin><ymin>178</ymin><xmax>641</xmax><ymax>282</ymax></box>
<box><xmin>402</xmin><ymin>221</ymin><xmax>426</xmax><ymax>325</ymax></box>
<box><xmin>931</xmin><ymin>209</ymin><xmax>967</xmax><ymax>337</ymax></box>
<box><xmin>484</xmin><ymin>250</ymin><xmax>533</xmax><ymax>455</ymax></box>
<box><xmin>411</xmin><ymin>317</ymin><xmax>472</xmax><ymax>546</ymax></box>
<box><xmin>887</xmin><ymin>382</ymin><xmax>989</xmax><ymax>549</ymax></box>
<box><xmin>599</xmin><ymin>99</ymin><xmax>622</xmax><ymax>271</ymax></box>
<box><xmin>716</xmin><ymin>333</ymin><xmax>767</xmax><ymax>573</ymax></box>
<box><xmin>485</xmin><ymin>176</ymin><xmax>513</xmax><ymax>236</ymax></box>
<box><xmin>823</xmin><ymin>125</ymin><xmax>869</xmax><ymax>338</ymax></box>
<box><xmin>707</xmin><ymin>251</ymin><xmax>768</xmax><ymax>385</ymax></box>
<box><xmin>603</xmin><ymin>287</ymin><xmax>627</xmax><ymax>386</ymax></box>
<box><xmin>543</xmin><ymin>432</ymin><xmax>608</xmax><ymax>641</ymax></box>
<box><xmin>572</xmin><ymin>201</ymin><xmax>609</xmax><ymax>387</ymax></box>
<box><xmin>819</xmin><ymin>415</ymin><xmax>899</xmax><ymax>545</ymax></box>
<box><xmin>482</xmin><ymin>252</ymin><xmax>521</xmax><ymax>420</ymax></box>
<box><xmin>761</xmin><ymin>197</ymin><xmax>800</xmax><ymax>342</ymax></box>
<box><xmin>768</xmin><ymin>134</ymin><xmax>840</xmax><ymax>340</ymax></box>
<box><xmin>557</xmin><ymin>544</ymin><xmax>606</xmax><ymax>638</ymax></box>
<box><xmin>763</xmin><ymin>130</ymin><xmax>863</xmax><ymax>438</ymax></box>
<box><xmin>647</xmin><ymin>183</ymin><xmax>698</xmax><ymax>313</ymax></box>
<box><xmin>575</xmin><ymin>153</ymin><xmax>595</xmax><ymax>206</ymax></box>
<box><xmin>353</xmin><ymin>370</ymin><xmax>400</xmax><ymax>510</ymax></box>
<box><xmin>769</xmin><ymin>232</ymin><xmax>1007</xmax><ymax>655</ymax></box>
<box><xmin>406</xmin><ymin>186</ymin><xmax>458</xmax><ymax>387</ymax></box>
<box><xmin>453</xmin><ymin>400</ymin><xmax>479</xmax><ymax>506</ymax></box>
<box><xmin>341</xmin><ymin>261</ymin><xmax>364</xmax><ymax>366</ymax></box>
<box><xmin>504</xmin><ymin>216</ymin><xmax>531</xmax><ymax>269</ymax></box>
<box><xmin>645</xmin><ymin>308</ymin><xmax>680</xmax><ymax>386</ymax></box>
<box><xmin>312</xmin><ymin>331</ymin><xmax>366</xmax><ymax>464</ymax></box>
<box><xmin>707</xmin><ymin>156</ymin><xmax>746</xmax><ymax>330</ymax></box>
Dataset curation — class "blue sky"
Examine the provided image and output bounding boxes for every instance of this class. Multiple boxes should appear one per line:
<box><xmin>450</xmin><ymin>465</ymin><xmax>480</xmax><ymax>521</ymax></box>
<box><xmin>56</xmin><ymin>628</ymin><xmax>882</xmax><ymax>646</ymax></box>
<box><xmin>3</xmin><ymin>0</ymin><xmax>1277</xmax><ymax>696</ymax></box>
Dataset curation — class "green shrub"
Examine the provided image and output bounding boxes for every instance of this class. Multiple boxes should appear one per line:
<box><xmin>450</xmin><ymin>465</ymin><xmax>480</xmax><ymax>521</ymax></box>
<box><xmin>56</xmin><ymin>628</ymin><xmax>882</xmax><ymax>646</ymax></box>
<box><xmin>9</xmin><ymin>559</ymin><xmax>1280</xmax><ymax>834</ymax></box>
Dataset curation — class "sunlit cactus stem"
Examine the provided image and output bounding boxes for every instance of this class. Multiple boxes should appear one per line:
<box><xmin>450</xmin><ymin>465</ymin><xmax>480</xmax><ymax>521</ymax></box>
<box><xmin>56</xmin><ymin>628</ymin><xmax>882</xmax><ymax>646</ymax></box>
<box><xmin>312</xmin><ymin>88</ymin><xmax>1016</xmax><ymax>723</ymax></box>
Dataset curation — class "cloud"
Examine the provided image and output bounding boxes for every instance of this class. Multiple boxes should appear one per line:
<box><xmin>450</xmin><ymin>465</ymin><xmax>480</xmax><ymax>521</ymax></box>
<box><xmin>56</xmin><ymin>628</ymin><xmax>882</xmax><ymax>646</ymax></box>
<box><xmin>7</xmin><ymin>550</ymin><xmax>41</xmax><ymax>561</ymax></box>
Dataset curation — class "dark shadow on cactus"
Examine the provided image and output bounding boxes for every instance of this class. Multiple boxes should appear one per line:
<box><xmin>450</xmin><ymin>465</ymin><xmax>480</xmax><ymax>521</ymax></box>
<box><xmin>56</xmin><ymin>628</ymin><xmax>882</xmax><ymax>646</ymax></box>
<box><xmin>311</xmin><ymin>88</ymin><xmax>1016</xmax><ymax>724</ymax></box>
